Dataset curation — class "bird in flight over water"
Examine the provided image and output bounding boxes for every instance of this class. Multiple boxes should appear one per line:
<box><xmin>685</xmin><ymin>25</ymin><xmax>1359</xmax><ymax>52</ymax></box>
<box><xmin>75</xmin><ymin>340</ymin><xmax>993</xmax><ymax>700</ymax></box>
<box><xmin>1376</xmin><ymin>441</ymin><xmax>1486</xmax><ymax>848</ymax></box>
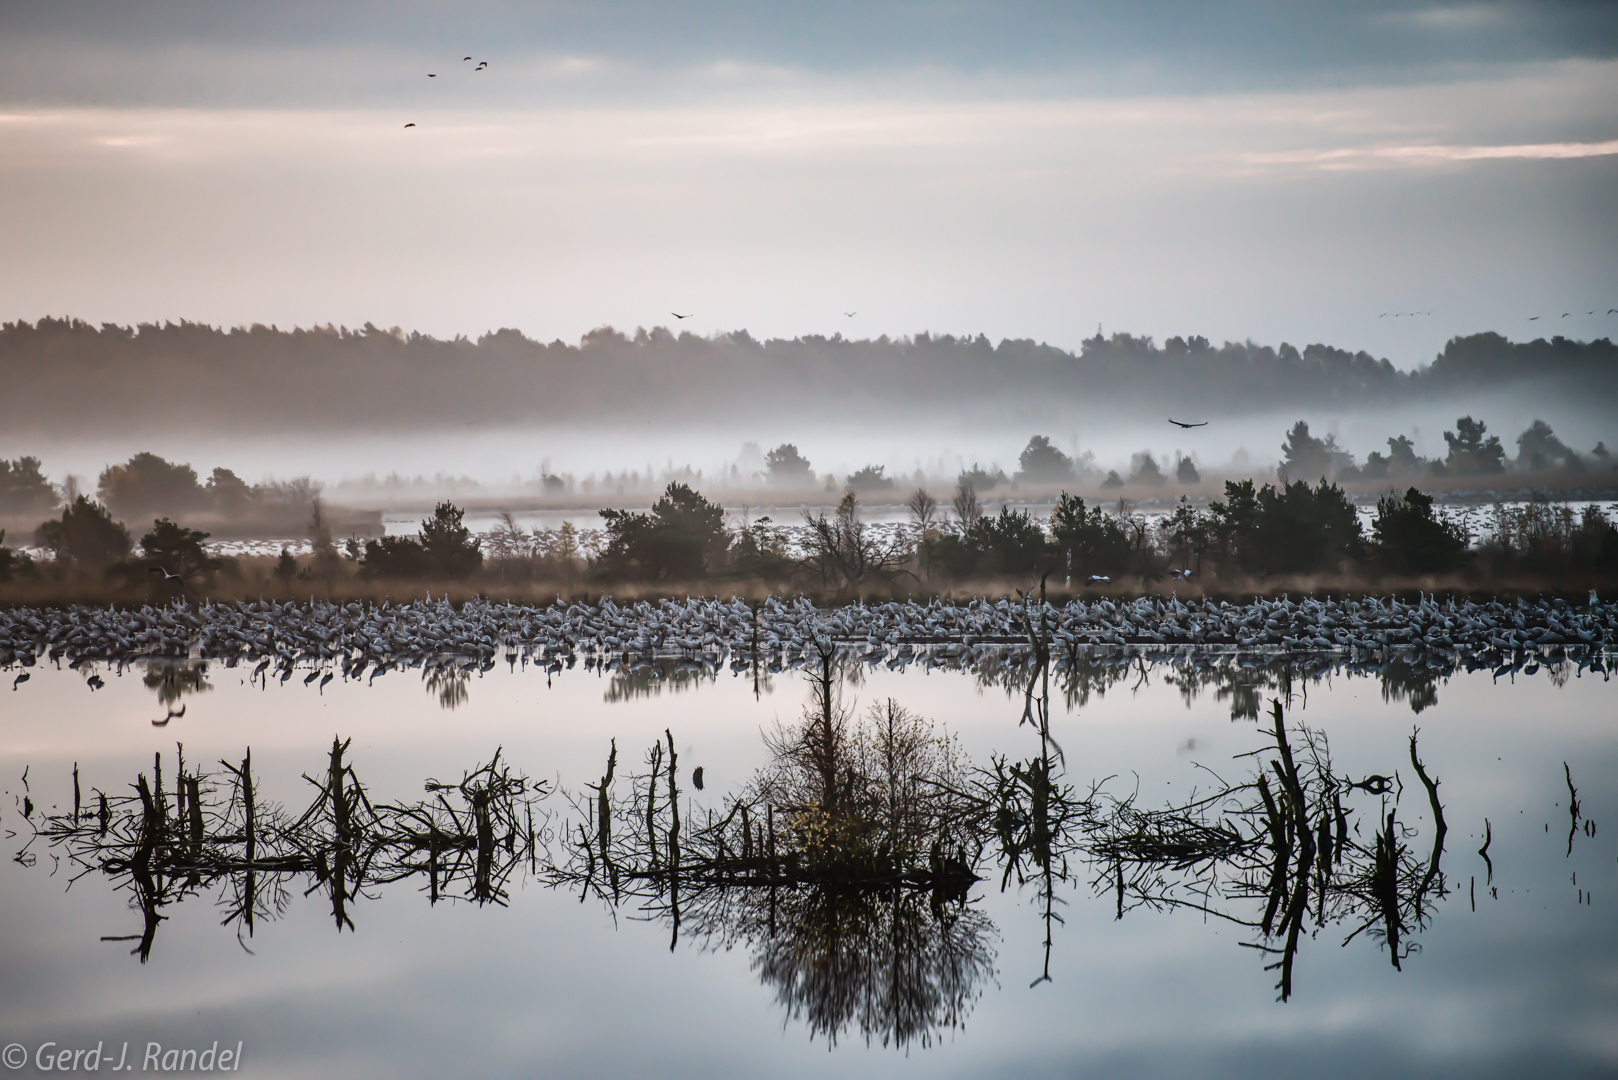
<box><xmin>1168</xmin><ymin>419</ymin><xmax>1209</xmax><ymax>429</ymax></box>
<box><xmin>671</xmin><ymin>312</ymin><xmax>692</xmax><ymax>319</ymax></box>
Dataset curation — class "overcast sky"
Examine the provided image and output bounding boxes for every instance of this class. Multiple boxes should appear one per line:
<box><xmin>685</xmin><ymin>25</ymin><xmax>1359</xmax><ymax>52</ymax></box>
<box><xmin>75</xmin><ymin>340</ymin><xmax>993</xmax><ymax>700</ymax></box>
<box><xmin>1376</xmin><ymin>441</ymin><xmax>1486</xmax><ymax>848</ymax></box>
<box><xmin>1</xmin><ymin>0</ymin><xmax>1615</xmax><ymax>366</ymax></box>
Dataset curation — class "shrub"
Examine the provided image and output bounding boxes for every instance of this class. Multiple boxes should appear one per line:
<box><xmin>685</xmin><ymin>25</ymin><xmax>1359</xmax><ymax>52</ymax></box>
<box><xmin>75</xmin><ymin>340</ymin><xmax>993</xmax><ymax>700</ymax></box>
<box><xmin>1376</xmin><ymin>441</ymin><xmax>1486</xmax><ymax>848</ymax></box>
<box><xmin>1128</xmin><ymin>452</ymin><xmax>1165</xmax><ymax>486</ymax></box>
<box><xmin>361</xmin><ymin>501</ymin><xmax>484</xmax><ymax>579</ymax></box>
<box><xmin>766</xmin><ymin>444</ymin><xmax>814</xmax><ymax>484</ymax></box>
<box><xmin>1209</xmin><ymin>479</ymin><xmax>1361</xmax><ymax>575</ymax></box>
<box><xmin>0</xmin><ymin>530</ymin><xmax>37</xmax><ymax>583</ymax></box>
<box><xmin>846</xmin><ymin>465</ymin><xmax>895</xmax><ymax>493</ymax></box>
<box><xmin>34</xmin><ymin>496</ymin><xmax>133</xmax><ymax>569</ymax></box>
<box><xmin>135</xmin><ymin>517</ymin><xmax>225</xmax><ymax>581</ymax></box>
<box><xmin>0</xmin><ymin>457</ymin><xmax>58</xmax><ymax>514</ymax></box>
<box><xmin>97</xmin><ymin>452</ymin><xmax>207</xmax><ymax>518</ymax></box>
<box><xmin>1015</xmin><ymin>436</ymin><xmax>1073</xmax><ymax>485</ymax></box>
<box><xmin>1442</xmin><ymin>416</ymin><xmax>1507</xmax><ymax>475</ymax></box>
<box><xmin>1049</xmin><ymin>493</ymin><xmax>1134</xmax><ymax>578</ymax></box>
<box><xmin>1372</xmin><ymin>488</ymin><xmax>1470</xmax><ymax>575</ymax></box>
<box><xmin>597</xmin><ymin>483</ymin><xmax>728</xmax><ymax>581</ymax></box>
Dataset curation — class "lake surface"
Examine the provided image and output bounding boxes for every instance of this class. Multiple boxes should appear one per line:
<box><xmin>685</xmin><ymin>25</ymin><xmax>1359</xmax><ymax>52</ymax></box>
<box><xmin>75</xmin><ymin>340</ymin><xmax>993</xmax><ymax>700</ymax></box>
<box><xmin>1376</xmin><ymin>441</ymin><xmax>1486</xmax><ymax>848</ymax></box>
<box><xmin>2</xmin><ymin>652</ymin><xmax>1614</xmax><ymax>1078</ymax></box>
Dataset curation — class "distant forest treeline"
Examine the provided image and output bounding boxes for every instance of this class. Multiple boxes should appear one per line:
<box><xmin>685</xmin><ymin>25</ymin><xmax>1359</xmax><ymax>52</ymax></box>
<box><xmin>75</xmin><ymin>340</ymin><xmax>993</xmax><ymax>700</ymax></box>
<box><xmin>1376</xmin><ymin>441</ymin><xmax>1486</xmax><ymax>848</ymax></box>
<box><xmin>3</xmin><ymin>318</ymin><xmax>1615</xmax><ymax>435</ymax></box>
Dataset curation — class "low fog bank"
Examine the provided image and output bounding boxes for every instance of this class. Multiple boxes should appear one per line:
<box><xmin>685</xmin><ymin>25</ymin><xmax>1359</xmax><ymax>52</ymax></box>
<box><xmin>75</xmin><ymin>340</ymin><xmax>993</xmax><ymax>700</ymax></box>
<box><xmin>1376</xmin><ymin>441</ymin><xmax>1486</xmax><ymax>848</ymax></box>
<box><xmin>4</xmin><ymin>407</ymin><xmax>1614</xmax><ymax>549</ymax></box>
<box><xmin>4</xmin><ymin>317</ymin><xmax>1617</xmax><ymax>442</ymax></box>
<box><xmin>4</xmin><ymin>400</ymin><xmax>1614</xmax><ymax>513</ymax></box>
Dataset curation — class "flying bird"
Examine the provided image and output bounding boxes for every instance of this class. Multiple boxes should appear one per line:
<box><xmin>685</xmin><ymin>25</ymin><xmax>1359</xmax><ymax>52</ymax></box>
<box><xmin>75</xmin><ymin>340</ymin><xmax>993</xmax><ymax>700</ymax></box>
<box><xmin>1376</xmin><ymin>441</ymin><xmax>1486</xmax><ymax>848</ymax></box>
<box><xmin>1562</xmin><ymin>313</ymin><xmax>1571</xmax><ymax>318</ymax></box>
<box><xmin>404</xmin><ymin>122</ymin><xmax>416</xmax><ymax>128</ymax></box>
<box><xmin>12</xmin><ymin>672</ymin><xmax>28</xmax><ymax>691</ymax></box>
<box><xmin>1168</xmin><ymin>419</ymin><xmax>1209</xmax><ymax>429</ymax></box>
<box><xmin>148</xmin><ymin>566</ymin><xmax>182</xmax><ymax>583</ymax></box>
<box><xmin>1608</xmin><ymin>309</ymin><xmax>1617</xmax><ymax>315</ymax></box>
<box><xmin>671</xmin><ymin>312</ymin><xmax>692</xmax><ymax>319</ymax></box>
<box><xmin>692</xmin><ymin>766</ymin><xmax>705</xmax><ymax>790</ymax></box>
<box><xmin>1085</xmin><ymin>575</ymin><xmax>1111</xmax><ymax>585</ymax></box>
<box><xmin>1528</xmin><ymin>315</ymin><xmax>1540</xmax><ymax>320</ymax></box>
<box><xmin>843</xmin><ymin>311</ymin><xmax>856</xmax><ymax>317</ymax></box>
<box><xmin>464</xmin><ymin>56</ymin><xmax>473</xmax><ymax>61</ymax></box>
<box><xmin>428</xmin><ymin>74</ymin><xmax>437</xmax><ymax>78</ymax></box>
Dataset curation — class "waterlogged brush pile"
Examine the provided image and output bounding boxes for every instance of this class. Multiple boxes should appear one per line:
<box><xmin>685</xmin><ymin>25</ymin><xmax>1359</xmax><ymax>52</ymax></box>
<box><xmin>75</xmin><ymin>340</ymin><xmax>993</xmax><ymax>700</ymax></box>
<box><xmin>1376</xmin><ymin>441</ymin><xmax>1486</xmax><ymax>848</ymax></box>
<box><xmin>2</xmin><ymin>591</ymin><xmax>1614</xmax><ymax>676</ymax></box>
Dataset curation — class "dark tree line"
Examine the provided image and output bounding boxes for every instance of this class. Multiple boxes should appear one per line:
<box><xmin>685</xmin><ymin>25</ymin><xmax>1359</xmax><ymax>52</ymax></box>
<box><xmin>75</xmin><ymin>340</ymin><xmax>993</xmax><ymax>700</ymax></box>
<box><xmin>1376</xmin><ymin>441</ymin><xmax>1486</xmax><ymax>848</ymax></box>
<box><xmin>3</xmin><ymin>316</ymin><xmax>1614</xmax><ymax>437</ymax></box>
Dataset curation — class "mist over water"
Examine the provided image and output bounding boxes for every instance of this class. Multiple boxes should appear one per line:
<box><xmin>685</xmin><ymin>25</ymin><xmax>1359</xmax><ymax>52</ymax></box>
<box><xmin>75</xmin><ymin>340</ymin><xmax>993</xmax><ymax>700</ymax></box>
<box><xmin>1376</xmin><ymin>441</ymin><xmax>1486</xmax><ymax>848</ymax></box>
<box><xmin>4</xmin><ymin>2</ymin><xmax>1617</xmax><ymax>1075</ymax></box>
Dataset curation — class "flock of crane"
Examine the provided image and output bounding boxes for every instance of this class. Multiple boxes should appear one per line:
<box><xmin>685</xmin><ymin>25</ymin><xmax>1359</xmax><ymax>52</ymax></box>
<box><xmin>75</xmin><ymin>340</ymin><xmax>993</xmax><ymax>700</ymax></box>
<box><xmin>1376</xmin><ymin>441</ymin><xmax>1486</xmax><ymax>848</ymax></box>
<box><xmin>2</xmin><ymin>591</ymin><xmax>1612</xmax><ymax>690</ymax></box>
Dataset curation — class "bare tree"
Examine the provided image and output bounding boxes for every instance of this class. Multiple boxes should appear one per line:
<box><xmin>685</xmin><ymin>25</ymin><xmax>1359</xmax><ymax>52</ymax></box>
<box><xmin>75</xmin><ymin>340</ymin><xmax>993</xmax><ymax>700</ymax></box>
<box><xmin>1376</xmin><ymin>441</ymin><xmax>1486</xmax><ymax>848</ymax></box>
<box><xmin>906</xmin><ymin>486</ymin><xmax>939</xmax><ymax>530</ymax></box>
<box><xmin>951</xmin><ymin>478</ymin><xmax>981</xmax><ymax>533</ymax></box>
<box><xmin>800</xmin><ymin>492</ymin><xmax>913</xmax><ymax>591</ymax></box>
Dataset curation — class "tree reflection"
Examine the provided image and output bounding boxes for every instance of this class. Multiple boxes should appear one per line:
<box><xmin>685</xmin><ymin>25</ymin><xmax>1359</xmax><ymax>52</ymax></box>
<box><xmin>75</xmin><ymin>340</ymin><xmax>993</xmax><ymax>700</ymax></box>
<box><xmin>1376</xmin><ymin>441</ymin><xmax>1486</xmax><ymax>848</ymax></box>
<box><xmin>21</xmin><ymin>741</ymin><xmax>546</xmax><ymax>960</ymax></box>
<box><xmin>1080</xmin><ymin>703</ymin><xmax>1450</xmax><ymax>1000</ymax></box>
<box><xmin>19</xmin><ymin>622</ymin><xmax>1479</xmax><ymax>1036</ymax></box>
<box><xmin>692</xmin><ymin>884</ymin><xmax>994</xmax><ymax>1048</ymax></box>
<box><xmin>557</xmin><ymin>647</ymin><xmax>994</xmax><ymax>1048</ymax></box>
<box><xmin>143</xmin><ymin>661</ymin><xmax>212</xmax><ymax>707</ymax></box>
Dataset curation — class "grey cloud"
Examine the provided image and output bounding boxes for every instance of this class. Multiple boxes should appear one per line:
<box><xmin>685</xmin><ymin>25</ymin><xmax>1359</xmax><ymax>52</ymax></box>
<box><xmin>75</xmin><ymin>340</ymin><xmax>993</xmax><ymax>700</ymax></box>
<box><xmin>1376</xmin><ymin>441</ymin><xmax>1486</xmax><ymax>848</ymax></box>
<box><xmin>3</xmin><ymin>0</ymin><xmax>1617</xmax><ymax>107</ymax></box>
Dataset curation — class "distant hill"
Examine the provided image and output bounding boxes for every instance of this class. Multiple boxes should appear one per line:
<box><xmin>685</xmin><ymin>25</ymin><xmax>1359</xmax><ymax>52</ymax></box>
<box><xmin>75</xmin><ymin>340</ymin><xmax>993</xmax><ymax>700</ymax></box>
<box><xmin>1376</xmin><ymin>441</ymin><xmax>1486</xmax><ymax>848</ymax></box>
<box><xmin>3</xmin><ymin>318</ymin><xmax>1613</xmax><ymax>437</ymax></box>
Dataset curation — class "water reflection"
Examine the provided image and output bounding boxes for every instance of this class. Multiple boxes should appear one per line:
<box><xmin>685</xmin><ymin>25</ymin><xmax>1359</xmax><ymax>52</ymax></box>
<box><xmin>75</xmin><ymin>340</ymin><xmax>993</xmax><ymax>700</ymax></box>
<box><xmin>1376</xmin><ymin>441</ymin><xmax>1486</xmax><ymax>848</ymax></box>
<box><xmin>556</xmin><ymin>654</ymin><xmax>993</xmax><ymax>1047</ymax></box>
<box><xmin>22</xmin><ymin>741</ymin><xmax>546</xmax><ymax>960</ymax></box>
<box><xmin>142</xmin><ymin>661</ymin><xmax>211</xmax><ymax>708</ymax></box>
<box><xmin>14</xmin><ymin>603</ymin><xmax>1603</xmax><ymax>1050</ymax></box>
<box><xmin>1081</xmin><ymin>706</ymin><xmax>1451</xmax><ymax>1000</ymax></box>
<box><xmin>424</xmin><ymin>666</ymin><xmax>471</xmax><ymax>709</ymax></box>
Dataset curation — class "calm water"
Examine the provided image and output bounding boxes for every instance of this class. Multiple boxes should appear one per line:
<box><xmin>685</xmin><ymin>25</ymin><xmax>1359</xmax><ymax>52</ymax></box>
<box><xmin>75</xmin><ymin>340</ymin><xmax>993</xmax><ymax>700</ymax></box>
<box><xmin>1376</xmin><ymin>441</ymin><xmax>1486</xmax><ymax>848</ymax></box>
<box><xmin>2</xmin><ymin>655</ymin><xmax>1614</xmax><ymax>1078</ymax></box>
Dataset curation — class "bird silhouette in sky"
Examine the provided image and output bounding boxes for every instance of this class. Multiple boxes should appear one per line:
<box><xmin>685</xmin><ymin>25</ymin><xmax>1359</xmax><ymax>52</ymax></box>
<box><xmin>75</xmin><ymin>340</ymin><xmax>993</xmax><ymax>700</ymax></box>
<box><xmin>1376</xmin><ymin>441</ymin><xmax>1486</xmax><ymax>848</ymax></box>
<box><xmin>1528</xmin><ymin>315</ymin><xmax>1540</xmax><ymax>320</ymax></box>
<box><xmin>1168</xmin><ymin>419</ymin><xmax>1209</xmax><ymax>429</ymax></box>
<box><xmin>844</xmin><ymin>311</ymin><xmax>856</xmax><ymax>317</ymax></box>
<box><xmin>464</xmin><ymin>56</ymin><xmax>473</xmax><ymax>61</ymax></box>
<box><xmin>404</xmin><ymin>122</ymin><xmax>416</xmax><ymax>128</ymax></box>
<box><xmin>428</xmin><ymin>73</ymin><xmax>437</xmax><ymax>77</ymax></box>
<box><xmin>671</xmin><ymin>312</ymin><xmax>692</xmax><ymax>319</ymax></box>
